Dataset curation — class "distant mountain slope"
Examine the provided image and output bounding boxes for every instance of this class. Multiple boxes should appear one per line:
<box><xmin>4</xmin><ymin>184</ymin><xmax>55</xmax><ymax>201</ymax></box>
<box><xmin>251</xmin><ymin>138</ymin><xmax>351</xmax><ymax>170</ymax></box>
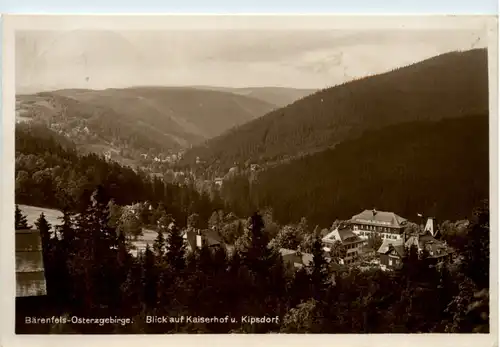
<box><xmin>184</xmin><ymin>49</ymin><xmax>489</xmax><ymax>172</ymax></box>
<box><xmin>16</xmin><ymin>86</ymin><xmax>276</xmax><ymax>160</ymax></box>
<box><xmin>194</xmin><ymin>86</ymin><xmax>316</xmax><ymax>108</ymax></box>
<box><xmin>222</xmin><ymin>115</ymin><xmax>489</xmax><ymax>227</ymax></box>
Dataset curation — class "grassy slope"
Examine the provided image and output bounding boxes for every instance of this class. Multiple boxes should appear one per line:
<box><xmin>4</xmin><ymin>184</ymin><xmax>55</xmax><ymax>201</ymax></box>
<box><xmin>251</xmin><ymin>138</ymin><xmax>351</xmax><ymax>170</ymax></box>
<box><xmin>18</xmin><ymin>204</ymin><xmax>157</xmax><ymax>254</ymax></box>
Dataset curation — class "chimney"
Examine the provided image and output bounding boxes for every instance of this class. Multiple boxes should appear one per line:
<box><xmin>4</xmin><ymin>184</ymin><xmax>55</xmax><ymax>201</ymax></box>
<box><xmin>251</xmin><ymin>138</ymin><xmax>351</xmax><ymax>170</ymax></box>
<box><xmin>425</xmin><ymin>217</ymin><xmax>435</xmax><ymax>237</ymax></box>
<box><xmin>196</xmin><ymin>234</ymin><xmax>203</xmax><ymax>248</ymax></box>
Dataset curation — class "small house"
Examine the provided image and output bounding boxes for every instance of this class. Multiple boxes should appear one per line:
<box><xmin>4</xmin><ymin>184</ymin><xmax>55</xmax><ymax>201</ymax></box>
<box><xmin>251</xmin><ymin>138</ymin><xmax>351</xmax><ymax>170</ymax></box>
<box><xmin>322</xmin><ymin>224</ymin><xmax>365</xmax><ymax>265</ymax></box>
<box><xmin>405</xmin><ymin>231</ymin><xmax>453</xmax><ymax>265</ymax></box>
<box><xmin>377</xmin><ymin>239</ymin><xmax>405</xmax><ymax>270</ymax></box>
<box><xmin>279</xmin><ymin>248</ymin><xmax>314</xmax><ymax>270</ymax></box>
<box><xmin>183</xmin><ymin>227</ymin><xmax>225</xmax><ymax>252</ymax></box>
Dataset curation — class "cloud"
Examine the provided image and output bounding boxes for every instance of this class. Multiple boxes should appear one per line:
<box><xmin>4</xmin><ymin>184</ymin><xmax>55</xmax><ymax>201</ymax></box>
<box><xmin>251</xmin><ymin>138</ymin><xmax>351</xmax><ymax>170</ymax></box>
<box><xmin>15</xmin><ymin>28</ymin><xmax>488</xmax><ymax>93</ymax></box>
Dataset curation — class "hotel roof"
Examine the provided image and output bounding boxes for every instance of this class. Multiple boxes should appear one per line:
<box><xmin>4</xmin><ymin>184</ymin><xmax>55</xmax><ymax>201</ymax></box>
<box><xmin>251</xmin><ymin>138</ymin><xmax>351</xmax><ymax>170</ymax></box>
<box><xmin>351</xmin><ymin>209</ymin><xmax>407</xmax><ymax>228</ymax></box>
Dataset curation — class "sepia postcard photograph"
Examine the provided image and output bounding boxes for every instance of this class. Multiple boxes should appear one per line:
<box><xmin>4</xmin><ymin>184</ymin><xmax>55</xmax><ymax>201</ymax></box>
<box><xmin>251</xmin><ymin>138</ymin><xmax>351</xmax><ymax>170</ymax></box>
<box><xmin>0</xmin><ymin>14</ymin><xmax>498</xmax><ymax>345</ymax></box>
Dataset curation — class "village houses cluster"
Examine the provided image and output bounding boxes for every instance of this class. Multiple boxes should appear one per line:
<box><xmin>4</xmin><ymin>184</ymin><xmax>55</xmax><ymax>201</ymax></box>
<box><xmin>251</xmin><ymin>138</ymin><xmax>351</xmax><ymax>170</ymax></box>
<box><xmin>172</xmin><ymin>208</ymin><xmax>454</xmax><ymax>274</ymax></box>
<box><xmin>279</xmin><ymin>209</ymin><xmax>454</xmax><ymax>272</ymax></box>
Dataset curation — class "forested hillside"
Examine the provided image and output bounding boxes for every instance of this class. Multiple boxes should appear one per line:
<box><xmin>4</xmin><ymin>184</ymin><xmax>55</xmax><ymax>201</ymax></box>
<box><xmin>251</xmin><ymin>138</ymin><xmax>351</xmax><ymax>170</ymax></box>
<box><xmin>221</xmin><ymin>115</ymin><xmax>489</xmax><ymax>227</ymax></box>
<box><xmin>194</xmin><ymin>86</ymin><xmax>316</xmax><ymax>108</ymax></box>
<box><xmin>183</xmin><ymin>49</ymin><xmax>489</xmax><ymax>173</ymax></box>
<box><xmin>15</xmin><ymin>123</ymin><xmax>221</xmax><ymax>228</ymax></box>
<box><xmin>16</xmin><ymin>86</ymin><xmax>276</xmax><ymax>162</ymax></box>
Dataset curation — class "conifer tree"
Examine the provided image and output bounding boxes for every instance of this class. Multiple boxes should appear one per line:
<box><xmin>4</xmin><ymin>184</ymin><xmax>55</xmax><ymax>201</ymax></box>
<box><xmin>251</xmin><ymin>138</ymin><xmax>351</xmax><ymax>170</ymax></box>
<box><xmin>310</xmin><ymin>234</ymin><xmax>329</xmax><ymax>300</ymax></box>
<box><xmin>107</xmin><ymin>199</ymin><xmax>123</xmax><ymax>229</ymax></box>
<box><xmin>70</xmin><ymin>207</ymin><xmax>95</xmax><ymax>312</ymax></box>
<box><xmin>403</xmin><ymin>243</ymin><xmax>420</xmax><ymax>284</ymax></box>
<box><xmin>153</xmin><ymin>214</ymin><xmax>169</xmax><ymax>262</ymax></box>
<box><xmin>246</xmin><ymin>212</ymin><xmax>270</xmax><ymax>264</ymax></box>
<box><xmin>89</xmin><ymin>185</ymin><xmax>117</xmax><ymax>251</ymax></box>
<box><xmin>267</xmin><ymin>250</ymin><xmax>288</xmax><ymax>315</ymax></box>
<box><xmin>141</xmin><ymin>245</ymin><xmax>157</xmax><ymax>309</ymax></box>
<box><xmin>212</xmin><ymin>246</ymin><xmax>228</xmax><ymax>273</ymax></box>
<box><xmin>297</xmin><ymin>217</ymin><xmax>310</xmax><ymax>236</ymax></box>
<box><xmin>156</xmin><ymin>267</ymin><xmax>170</xmax><ymax>312</ymax></box>
<box><xmin>290</xmin><ymin>267</ymin><xmax>312</xmax><ymax>307</ymax></box>
<box><xmin>462</xmin><ymin>199</ymin><xmax>489</xmax><ymax>289</ymax></box>
<box><xmin>120</xmin><ymin>260</ymin><xmax>141</xmax><ymax>317</ymax></box>
<box><xmin>35</xmin><ymin>212</ymin><xmax>54</xmax><ymax>298</ymax></box>
<box><xmin>197</xmin><ymin>241</ymin><xmax>214</xmax><ymax>274</ymax></box>
<box><xmin>52</xmin><ymin>209</ymin><xmax>75</xmax><ymax>306</ymax></box>
<box><xmin>35</xmin><ymin>212</ymin><xmax>52</xmax><ymax>249</ymax></box>
<box><xmin>166</xmin><ymin>222</ymin><xmax>186</xmax><ymax>274</ymax></box>
<box><xmin>15</xmin><ymin>204</ymin><xmax>30</xmax><ymax>230</ymax></box>
<box><xmin>117</xmin><ymin>228</ymin><xmax>130</xmax><ymax>269</ymax></box>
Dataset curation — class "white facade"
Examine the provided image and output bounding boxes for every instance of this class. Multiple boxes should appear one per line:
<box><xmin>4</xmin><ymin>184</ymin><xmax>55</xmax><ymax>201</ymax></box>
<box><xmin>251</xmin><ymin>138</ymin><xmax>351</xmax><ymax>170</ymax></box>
<box><xmin>352</xmin><ymin>226</ymin><xmax>403</xmax><ymax>241</ymax></box>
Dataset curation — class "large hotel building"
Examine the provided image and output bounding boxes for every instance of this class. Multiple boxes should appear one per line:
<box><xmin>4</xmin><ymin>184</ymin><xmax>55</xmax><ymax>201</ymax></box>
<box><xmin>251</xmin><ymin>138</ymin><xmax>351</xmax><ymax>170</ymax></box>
<box><xmin>350</xmin><ymin>209</ymin><xmax>408</xmax><ymax>241</ymax></box>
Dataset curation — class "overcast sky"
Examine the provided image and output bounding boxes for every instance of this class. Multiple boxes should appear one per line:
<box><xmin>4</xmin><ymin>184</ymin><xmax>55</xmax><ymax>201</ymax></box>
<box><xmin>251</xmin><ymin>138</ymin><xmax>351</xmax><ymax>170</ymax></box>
<box><xmin>15</xmin><ymin>29</ymin><xmax>487</xmax><ymax>94</ymax></box>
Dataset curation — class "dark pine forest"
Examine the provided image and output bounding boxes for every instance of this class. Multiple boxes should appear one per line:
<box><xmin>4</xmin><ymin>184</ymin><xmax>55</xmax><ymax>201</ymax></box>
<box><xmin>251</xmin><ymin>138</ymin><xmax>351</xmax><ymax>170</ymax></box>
<box><xmin>221</xmin><ymin>115</ymin><xmax>489</xmax><ymax>227</ymax></box>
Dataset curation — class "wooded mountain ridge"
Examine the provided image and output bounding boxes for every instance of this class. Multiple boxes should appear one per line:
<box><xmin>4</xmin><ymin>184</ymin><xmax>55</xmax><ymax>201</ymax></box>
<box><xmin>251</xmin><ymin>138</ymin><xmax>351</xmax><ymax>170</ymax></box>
<box><xmin>182</xmin><ymin>49</ymin><xmax>489</xmax><ymax>173</ymax></box>
<box><xmin>220</xmin><ymin>115</ymin><xmax>489</xmax><ymax>227</ymax></box>
<box><xmin>191</xmin><ymin>86</ymin><xmax>316</xmax><ymax>108</ymax></box>
<box><xmin>15</xmin><ymin>86</ymin><xmax>294</xmax><ymax>165</ymax></box>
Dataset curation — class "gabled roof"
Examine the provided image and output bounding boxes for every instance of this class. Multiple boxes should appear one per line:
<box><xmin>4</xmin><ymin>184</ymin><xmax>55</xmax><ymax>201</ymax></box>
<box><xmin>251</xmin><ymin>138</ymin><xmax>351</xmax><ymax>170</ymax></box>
<box><xmin>15</xmin><ymin>229</ymin><xmax>47</xmax><ymax>297</ymax></box>
<box><xmin>322</xmin><ymin>226</ymin><xmax>363</xmax><ymax>245</ymax></box>
<box><xmin>279</xmin><ymin>248</ymin><xmax>314</xmax><ymax>268</ymax></box>
<box><xmin>377</xmin><ymin>238</ymin><xmax>405</xmax><ymax>257</ymax></box>
<box><xmin>351</xmin><ymin>209</ymin><xmax>407</xmax><ymax>228</ymax></box>
<box><xmin>203</xmin><ymin>228</ymin><xmax>223</xmax><ymax>247</ymax></box>
<box><xmin>405</xmin><ymin>232</ymin><xmax>434</xmax><ymax>249</ymax></box>
<box><xmin>184</xmin><ymin>228</ymin><xmax>224</xmax><ymax>249</ymax></box>
<box><xmin>405</xmin><ymin>231</ymin><xmax>452</xmax><ymax>257</ymax></box>
<box><xmin>279</xmin><ymin>248</ymin><xmax>296</xmax><ymax>256</ymax></box>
